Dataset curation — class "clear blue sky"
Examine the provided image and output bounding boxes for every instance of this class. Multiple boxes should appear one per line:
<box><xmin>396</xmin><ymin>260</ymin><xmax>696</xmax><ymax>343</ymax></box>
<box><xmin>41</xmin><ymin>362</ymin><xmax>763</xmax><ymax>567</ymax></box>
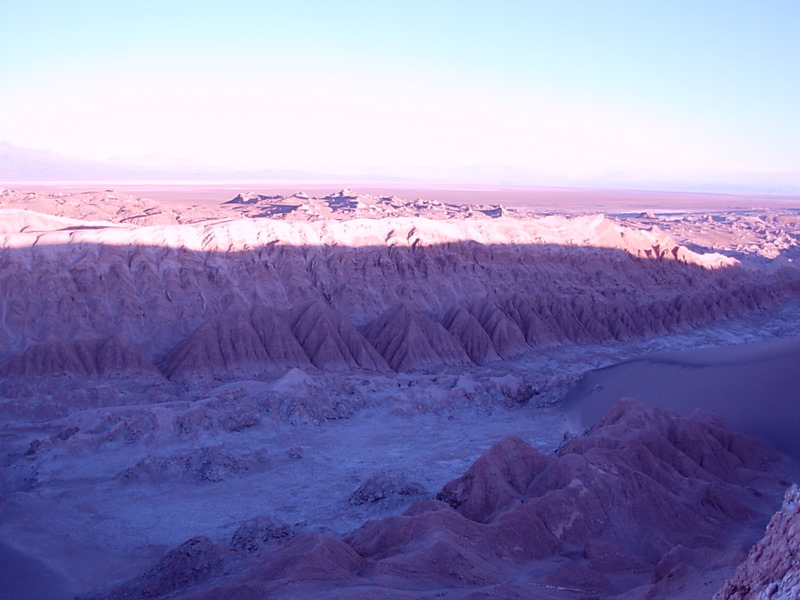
<box><xmin>1</xmin><ymin>0</ymin><xmax>799</xmax><ymax>185</ymax></box>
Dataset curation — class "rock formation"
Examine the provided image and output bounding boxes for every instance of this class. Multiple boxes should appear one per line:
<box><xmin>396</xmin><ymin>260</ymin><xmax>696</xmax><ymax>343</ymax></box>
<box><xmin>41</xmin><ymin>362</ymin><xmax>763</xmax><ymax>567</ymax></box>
<box><xmin>441</xmin><ymin>305</ymin><xmax>501</xmax><ymax>364</ymax></box>
<box><xmin>2</xmin><ymin>189</ymin><xmax>799</xmax><ymax>600</ymax></box>
<box><xmin>1</xmin><ymin>189</ymin><xmax>798</xmax><ymax>380</ymax></box>
<box><xmin>82</xmin><ymin>537</ymin><xmax>226</xmax><ymax>600</ymax></box>
<box><xmin>162</xmin><ymin>308</ymin><xmax>310</xmax><ymax>379</ymax></box>
<box><xmin>3</xmin><ymin>189</ymin><xmax>796</xmax><ymax>379</ymax></box>
<box><xmin>118</xmin><ymin>445</ymin><xmax>270</xmax><ymax>483</ymax></box>
<box><xmin>715</xmin><ymin>484</ymin><xmax>800</xmax><ymax>600</ymax></box>
<box><xmin>288</xmin><ymin>300</ymin><xmax>388</xmax><ymax>371</ymax></box>
<box><xmin>361</xmin><ymin>303</ymin><xmax>472</xmax><ymax>370</ymax></box>
<box><xmin>0</xmin><ymin>337</ymin><xmax>160</xmax><ymax>378</ymax></box>
<box><xmin>93</xmin><ymin>400</ymin><xmax>790</xmax><ymax>599</ymax></box>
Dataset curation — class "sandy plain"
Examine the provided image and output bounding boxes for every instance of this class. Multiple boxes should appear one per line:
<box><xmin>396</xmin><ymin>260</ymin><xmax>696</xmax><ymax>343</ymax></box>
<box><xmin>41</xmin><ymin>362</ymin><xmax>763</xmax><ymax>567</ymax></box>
<box><xmin>12</xmin><ymin>181</ymin><xmax>800</xmax><ymax>211</ymax></box>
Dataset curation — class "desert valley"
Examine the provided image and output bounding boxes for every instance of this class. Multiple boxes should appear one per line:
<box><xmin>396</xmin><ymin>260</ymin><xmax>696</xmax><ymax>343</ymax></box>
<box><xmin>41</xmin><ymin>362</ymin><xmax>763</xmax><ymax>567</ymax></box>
<box><xmin>1</xmin><ymin>184</ymin><xmax>799</xmax><ymax>600</ymax></box>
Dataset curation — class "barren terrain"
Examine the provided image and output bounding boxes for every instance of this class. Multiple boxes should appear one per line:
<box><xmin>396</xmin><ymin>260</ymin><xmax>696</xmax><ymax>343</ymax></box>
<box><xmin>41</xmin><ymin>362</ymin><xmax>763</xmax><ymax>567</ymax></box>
<box><xmin>0</xmin><ymin>185</ymin><xmax>799</xmax><ymax>599</ymax></box>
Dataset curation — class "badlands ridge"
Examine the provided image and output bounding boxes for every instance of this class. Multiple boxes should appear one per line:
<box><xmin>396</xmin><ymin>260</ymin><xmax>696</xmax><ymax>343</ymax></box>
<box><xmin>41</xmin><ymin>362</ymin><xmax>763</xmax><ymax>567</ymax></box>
<box><xmin>0</xmin><ymin>187</ymin><xmax>795</xmax><ymax>377</ymax></box>
<box><xmin>0</xmin><ymin>186</ymin><xmax>799</xmax><ymax>599</ymax></box>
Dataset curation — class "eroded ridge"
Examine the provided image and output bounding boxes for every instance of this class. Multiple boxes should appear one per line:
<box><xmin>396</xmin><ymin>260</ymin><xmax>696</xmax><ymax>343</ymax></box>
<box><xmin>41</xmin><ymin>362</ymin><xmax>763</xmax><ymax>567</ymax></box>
<box><xmin>1</xmin><ymin>189</ymin><xmax>797</xmax><ymax>381</ymax></box>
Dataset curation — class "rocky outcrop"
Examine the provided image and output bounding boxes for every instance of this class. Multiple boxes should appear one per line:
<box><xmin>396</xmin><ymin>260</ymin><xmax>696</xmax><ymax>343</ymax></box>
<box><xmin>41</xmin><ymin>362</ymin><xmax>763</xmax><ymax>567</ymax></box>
<box><xmin>0</xmin><ymin>279</ymin><xmax>786</xmax><ymax>380</ymax></box>
<box><xmin>436</xmin><ymin>433</ymin><xmax>551</xmax><ymax>523</ymax></box>
<box><xmin>288</xmin><ymin>300</ymin><xmax>388</xmax><ymax>371</ymax></box>
<box><xmin>118</xmin><ymin>445</ymin><xmax>269</xmax><ymax>483</ymax></box>
<box><xmin>349</xmin><ymin>471</ymin><xmax>427</xmax><ymax>505</ymax></box>
<box><xmin>0</xmin><ymin>337</ymin><xmax>160</xmax><ymax>378</ymax></box>
<box><xmin>83</xmin><ymin>536</ymin><xmax>226</xmax><ymax>600</ymax></box>
<box><xmin>343</xmin><ymin>399</ymin><xmax>784</xmax><ymax>595</ymax></box>
<box><xmin>441</xmin><ymin>306</ymin><xmax>501</xmax><ymax>364</ymax></box>
<box><xmin>361</xmin><ymin>303</ymin><xmax>472</xmax><ymax>371</ymax></box>
<box><xmin>161</xmin><ymin>302</ymin><xmax>392</xmax><ymax>379</ymax></box>
<box><xmin>715</xmin><ymin>484</ymin><xmax>800</xmax><ymax>600</ymax></box>
<box><xmin>2</xmin><ymin>193</ymin><xmax>795</xmax><ymax>374</ymax></box>
<box><xmin>468</xmin><ymin>297</ymin><xmax>529</xmax><ymax>358</ymax></box>
<box><xmin>102</xmin><ymin>400</ymin><xmax>789</xmax><ymax>599</ymax></box>
<box><xmin>162</xmin><ymin>308</ymin><xmax>310</xmax><ymax>379</ymax></box>
<box><xmin>229</xmin><ymin>516</ymin><xmax>294</xmax><ymax>554</ymax></box>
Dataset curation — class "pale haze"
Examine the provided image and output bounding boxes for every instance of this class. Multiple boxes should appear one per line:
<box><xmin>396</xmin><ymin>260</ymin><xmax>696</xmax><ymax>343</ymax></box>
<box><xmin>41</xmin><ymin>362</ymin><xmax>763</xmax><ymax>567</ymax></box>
<box><xmin>2</xmin><ymin>0</ymin><xmax>799</xmax><ymax>187</ymax></box>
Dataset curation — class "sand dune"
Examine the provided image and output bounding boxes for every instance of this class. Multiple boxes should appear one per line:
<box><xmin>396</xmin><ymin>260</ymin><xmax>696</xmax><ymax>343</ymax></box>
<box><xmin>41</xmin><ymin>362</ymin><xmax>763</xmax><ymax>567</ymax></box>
<box><xmin>563</xmin><ymin>335</ymin><xmax>800</xmax><ymax>461</ymax></box>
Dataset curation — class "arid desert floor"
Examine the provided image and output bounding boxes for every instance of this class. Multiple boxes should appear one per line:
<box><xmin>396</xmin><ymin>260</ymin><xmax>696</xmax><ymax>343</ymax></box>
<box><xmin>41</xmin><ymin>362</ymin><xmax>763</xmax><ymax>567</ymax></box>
<box><xmin>1</xmin><ymin>184</ymin><xmax>799</xmax><ymax>599</ymax></box>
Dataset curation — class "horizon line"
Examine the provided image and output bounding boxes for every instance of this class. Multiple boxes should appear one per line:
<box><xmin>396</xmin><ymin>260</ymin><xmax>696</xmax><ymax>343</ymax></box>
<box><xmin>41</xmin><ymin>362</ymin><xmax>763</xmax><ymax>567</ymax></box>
<box><xmin>3</xmin><ymin>179</ymin><xmax>800</xmax><ymax>199</ymax></box>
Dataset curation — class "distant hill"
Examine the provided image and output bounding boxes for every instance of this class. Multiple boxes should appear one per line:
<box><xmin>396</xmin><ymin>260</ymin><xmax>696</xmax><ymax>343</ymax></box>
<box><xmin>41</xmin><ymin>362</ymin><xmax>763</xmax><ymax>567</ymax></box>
<box><xmin>0</xmin><ymin>143</ymin><xmax>123</xmax><ymax>181</ymax></box>
<box><xmin>0</xmin><ymin>143</ymin><xmax>567</xmax><ymax>186</ymax></box>
<box><xmin>585</xmin><ymin>168</ymin><xmax>800</xmax><ymax>196</ymax></box>
<box><xmin>2</xmin><ymin>142</ymin><xmax>799</xmax><ymax>194</ymax></box>
<box><xmin>0</xmin><ymin>142</ymin><xmax>335</xmax><ymax>182</ymax></box>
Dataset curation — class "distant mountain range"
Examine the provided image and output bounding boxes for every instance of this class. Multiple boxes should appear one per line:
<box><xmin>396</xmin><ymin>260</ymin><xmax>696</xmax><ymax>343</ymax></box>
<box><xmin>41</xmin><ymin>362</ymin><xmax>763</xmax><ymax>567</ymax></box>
<box><xmin>0</xmin><ymin>143</ymin><xmax>578</xmax><ymax>186</ymax></box>
<box><xmin>0</xmin><ymin>143</ymin><xmax>338</xmax><ymax>182</ymax></box>
<box><xmin>2</xmin><ymin>142</ymin><xmax>799</xmax><ymax>195</ymax></box>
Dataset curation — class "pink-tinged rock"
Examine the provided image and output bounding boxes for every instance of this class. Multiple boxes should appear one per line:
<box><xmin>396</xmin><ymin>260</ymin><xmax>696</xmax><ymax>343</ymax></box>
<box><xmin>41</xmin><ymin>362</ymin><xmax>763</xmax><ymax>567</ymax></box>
<box><xmin>288</xmin><ymin>300</ymin><xmax>389</xmax><ymax>371</ymax></box>
<box><xmin>361</xmin><ymin>303</ymin><xmax>472</xmax><ymax>371</ymax></box>
<box><xmin>491</xmin><ymin>293</ymin><xmax>562</xmax><ymax>345</ymax></box>
<box><xmin>163</xmin><ymin>308</ymin><xmax>310</xmax><ymax>379</ymax></box>
<box><xmin>342</xmin><ymin>399</ymin><xmax>785</xmax><ymax>594</ymax></box>
<box><xmin>81</xmin><ymin>399</ymin><xmax>791</xmax><ymax>599</ymax></box>
<box><xmin>0</xmin><ymin>337</ymin><xmax>160</xmax><ymax>378</ymax></box>
<box><xmin>524</xmin><ymin>399</ymin><xmax>779</xmax><ymax>558</ymax></box>
<box><xmin>92</xmin><ymin>536</ymin><xmax>226</xmax><ymax>600</ymax></box>
<box><xmin>441</xmin><ymin>305</ymin><xmax>501</xmax><ymax>364</ymax></box>
<box><xmin>193</xmin><ymin>533</ymin><xmax>364</xmax><ymax>600</ymax></box>
<box><xmin>714</xmin><ymin>484</ymin><xmax>800</xmax><ymax>600</ymax></box>
<box><xmin>467</xmin><ymin>298</ymin><xmax>529</xmax><ymax>358</ymax></box>
<box><xmin>2</xmin><ymin>193</ymin><xmax>797</xmax><ymax>370</ymax></box>
<box><xmin>248</xmin><ymin>306</ymin><xmax>313</xmax><ymax>365</ymax></box>
<box><xmin>250</xmin><ymin>533</ymin><xmax>363</xmax><ymax>581</ymax></box>
<box><xmin>344</xmin><ymin>503</ymin><xmax>516</xmax><ymax>587</ymax></box>
<box><xmin>437</xmin><ymin>434</ymin><xmax>551</xmax><ymax>523</ymax></box>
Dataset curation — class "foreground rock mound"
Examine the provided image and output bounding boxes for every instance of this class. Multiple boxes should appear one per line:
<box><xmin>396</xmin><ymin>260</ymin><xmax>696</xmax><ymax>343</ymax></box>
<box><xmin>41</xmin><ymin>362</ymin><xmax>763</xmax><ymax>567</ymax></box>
<box><xmin>81</xmin><ymin>536</ymin><xmax>226</xmax><ymax>600</ymax></box>
<box><xmin>229</xmin><ymin>516</ymin><xmax>294</xmax><ymax>554</ymax></box>
<box><xmin>97</xmin><ymin>400</ymin><xmax>791</xmax><ymax>599</ymax></box>
<box><xmin>349</xmin><ymin>470</ymin><xmax>427</xmax><ymax>506</ymax></box>
<box><xmin>442</xmin><ymin>305</ymin><xmax>502</xmax><ymax>364</ymax></box>
<box><xmin>715</xmin><ymin>484</ymin><xmax>800</xmax><ymax>600</ymax></box>
<box><xmin>119</xmin><ymin>445</ymin><xmax>270</xmax><ymax>483</ymax></box>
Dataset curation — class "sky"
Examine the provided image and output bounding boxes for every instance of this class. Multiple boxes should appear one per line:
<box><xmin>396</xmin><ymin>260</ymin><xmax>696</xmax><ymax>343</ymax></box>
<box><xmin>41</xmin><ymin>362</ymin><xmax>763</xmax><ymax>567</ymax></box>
<box><xmin>1</xmin><ymin>0</ymin><xmax>799</xmax><ymax>186</ymax></box>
